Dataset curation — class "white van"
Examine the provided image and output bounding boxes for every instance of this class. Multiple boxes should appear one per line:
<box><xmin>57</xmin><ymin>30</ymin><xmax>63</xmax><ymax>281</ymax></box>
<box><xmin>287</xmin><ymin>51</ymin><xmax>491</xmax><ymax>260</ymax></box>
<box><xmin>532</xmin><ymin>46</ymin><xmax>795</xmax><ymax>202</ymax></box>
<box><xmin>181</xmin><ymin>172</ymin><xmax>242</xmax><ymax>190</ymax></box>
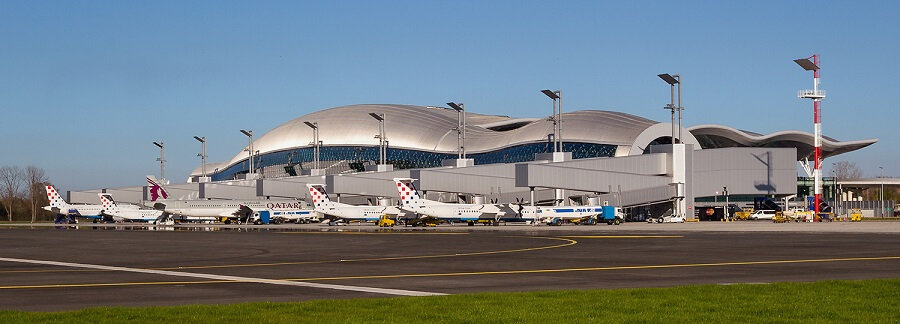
<box><xmin>749</xmin><ymin>210</ymin><xmax>777</xmax><ymax>220</ymax></box>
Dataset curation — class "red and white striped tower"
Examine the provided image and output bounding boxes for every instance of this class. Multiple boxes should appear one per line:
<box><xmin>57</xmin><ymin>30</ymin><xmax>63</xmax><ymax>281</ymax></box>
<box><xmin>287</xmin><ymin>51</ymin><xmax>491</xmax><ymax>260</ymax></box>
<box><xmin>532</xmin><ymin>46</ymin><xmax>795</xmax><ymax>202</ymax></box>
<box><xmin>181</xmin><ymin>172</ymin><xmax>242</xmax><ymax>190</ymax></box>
<box><xmin>795</xmin><ymin>54</ymin><xmax>826</xmax><ymax>219</ymax></box>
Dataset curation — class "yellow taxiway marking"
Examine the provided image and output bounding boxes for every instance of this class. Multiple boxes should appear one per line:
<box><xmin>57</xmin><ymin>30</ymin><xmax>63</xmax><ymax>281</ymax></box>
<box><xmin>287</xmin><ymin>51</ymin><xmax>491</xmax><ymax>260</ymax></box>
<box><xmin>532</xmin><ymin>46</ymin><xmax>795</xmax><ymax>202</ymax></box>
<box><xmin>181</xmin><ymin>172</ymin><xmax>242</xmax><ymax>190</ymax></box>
<box><xmin>286</xmin><ymin>255</ymin><xmax>900</xmax><ymax>282</ymax></box>
<box><xmin>1</xmin><ymin>255</ymin><xmax>898</xmax><ymax>290</ymax></box>
<box><xmin>0</xmin><ymin>236</ymin><xmax>576</xmax><ymax>273</ymax></box>
<box><xmin>559</xmin><ymin>235</ymin><xmax>683</xmax><ymax>239</ymax></box>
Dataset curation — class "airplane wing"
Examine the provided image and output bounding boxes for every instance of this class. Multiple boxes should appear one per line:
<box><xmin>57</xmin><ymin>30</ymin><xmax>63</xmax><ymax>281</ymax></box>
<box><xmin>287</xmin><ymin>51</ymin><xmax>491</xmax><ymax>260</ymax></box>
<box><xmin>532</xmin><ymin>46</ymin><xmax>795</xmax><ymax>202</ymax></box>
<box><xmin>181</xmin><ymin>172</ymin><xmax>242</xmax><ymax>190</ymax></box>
<box><xmin>226</xmin><ymin>205</ymin><xmax>253</xmax><ymax>218</ymax></box>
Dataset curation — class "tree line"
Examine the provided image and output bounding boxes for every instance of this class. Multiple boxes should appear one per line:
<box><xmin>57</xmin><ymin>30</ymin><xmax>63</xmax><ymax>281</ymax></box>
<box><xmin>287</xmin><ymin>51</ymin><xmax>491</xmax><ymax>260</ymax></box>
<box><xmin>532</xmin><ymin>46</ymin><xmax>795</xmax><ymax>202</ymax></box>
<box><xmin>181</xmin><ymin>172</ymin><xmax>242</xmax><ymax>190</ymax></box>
<box><xmin>0</xmin><ymin>165</ymin><xmax>54</xmax><ymax>222</ymax></box>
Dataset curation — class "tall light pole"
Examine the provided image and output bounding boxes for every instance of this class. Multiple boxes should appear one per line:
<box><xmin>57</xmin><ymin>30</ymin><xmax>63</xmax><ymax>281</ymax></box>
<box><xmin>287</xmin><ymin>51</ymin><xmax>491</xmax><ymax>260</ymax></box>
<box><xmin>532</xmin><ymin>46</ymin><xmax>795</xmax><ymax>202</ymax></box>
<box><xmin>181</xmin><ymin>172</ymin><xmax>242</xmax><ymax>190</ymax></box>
<box><xmin>240</xmin><ymin>129</ymin><xmax>254</xmax><ymax>175</ymax></box>
<box><xmin>193</xmin><ymin>136</ymin><xmax>206</xmax><ymax>180</ymax></box>
<box><xmin>152</xmin><ymin>141</ymin><xmax>166</xmax><ymax>183</ymax></box>
<box><xmin>369</xmin><ymin>113</ymin><xmax>386</xmax><ymax>165</ymax></box>
<box><xmin>795</xmin><ymin>54</ymin><xmax>826</xmax><ymax>216</ymax></box>
<box><xmin>303</xmin><ymin>122</ymin><xmax>320</xmax><ymax>170</ymax></box>
<box><xmin>658</xmin><ymin>73</ymin><xmax>682</xmax><ymax>144</ymax></box>
<box><xmin>880</xmin><ymin>166</ymin><xmax>884</xmax><ymax>218</ymax></box>
<box><xmin>447</xmin><ymin>102</ymin><xmax>466</xmax><ymax>159</ymax></box>
<box><xmin>541</xmin><ymin>89</ymin><xmax>562</xmax><ymax>152</ymax></box>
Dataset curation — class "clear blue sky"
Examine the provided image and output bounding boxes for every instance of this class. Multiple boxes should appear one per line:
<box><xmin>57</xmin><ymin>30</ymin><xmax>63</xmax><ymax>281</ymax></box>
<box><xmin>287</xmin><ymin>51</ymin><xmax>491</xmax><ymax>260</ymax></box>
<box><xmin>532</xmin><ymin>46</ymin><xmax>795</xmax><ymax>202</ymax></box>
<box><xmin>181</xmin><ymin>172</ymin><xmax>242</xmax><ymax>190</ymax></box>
<box><xmin>1</xmin><ymin>1</ymin><xmax>897</xmax><ymax>193</ymax></box>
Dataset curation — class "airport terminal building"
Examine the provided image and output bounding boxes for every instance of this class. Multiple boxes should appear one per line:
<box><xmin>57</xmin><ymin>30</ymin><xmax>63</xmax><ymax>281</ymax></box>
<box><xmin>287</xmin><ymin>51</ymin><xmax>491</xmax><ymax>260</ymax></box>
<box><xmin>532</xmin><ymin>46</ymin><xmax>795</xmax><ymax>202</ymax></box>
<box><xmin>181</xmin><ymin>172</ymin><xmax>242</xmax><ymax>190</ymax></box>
<box><xmin>193</xmin><ymin>104</ymin><xmax>874</xmax><ymax>182</ymax></box>
<box><xmin>74</xmin><ymin>104</ymin><xmax>877</xmax><ymax>219</ymax></box>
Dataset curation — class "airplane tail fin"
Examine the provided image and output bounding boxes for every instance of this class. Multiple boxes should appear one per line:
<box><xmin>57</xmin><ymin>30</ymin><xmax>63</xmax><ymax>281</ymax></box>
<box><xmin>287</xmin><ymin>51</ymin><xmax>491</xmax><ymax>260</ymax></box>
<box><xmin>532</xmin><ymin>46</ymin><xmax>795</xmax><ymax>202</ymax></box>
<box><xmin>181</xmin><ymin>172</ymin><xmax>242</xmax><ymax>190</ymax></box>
<box><xmin>98</xmin><ymin>193</ymin><xmax>121</xmax><ymax>215</ymax></box>
<box><xmin>45</xmin><ymin>185</ymin><xmax>69</xmax><ymax>208</ymax></box>
<box><xmin>393</xmin><ymin>178</ymin><xmax>436</xmax><ymax>207</ymax></box>
<box><xmin>146</xmin><ymin>175</ymin><xmax>170</xmax><ymax>202</ymax></box>
<box><xmin>306</xmin><ymin>184</ymin><xmax>334</xmax><ymax>208</ymax></box>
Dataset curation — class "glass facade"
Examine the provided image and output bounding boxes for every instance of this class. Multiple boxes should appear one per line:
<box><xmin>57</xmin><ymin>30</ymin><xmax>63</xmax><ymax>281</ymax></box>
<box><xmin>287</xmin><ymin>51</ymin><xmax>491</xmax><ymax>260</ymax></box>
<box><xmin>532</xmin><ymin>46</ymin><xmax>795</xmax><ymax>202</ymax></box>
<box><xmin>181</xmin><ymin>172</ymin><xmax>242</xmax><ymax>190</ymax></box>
<box><xmin>210</xmin><ymin>142</ymin><xmax>617</xmax><ymax>181</ymax></box>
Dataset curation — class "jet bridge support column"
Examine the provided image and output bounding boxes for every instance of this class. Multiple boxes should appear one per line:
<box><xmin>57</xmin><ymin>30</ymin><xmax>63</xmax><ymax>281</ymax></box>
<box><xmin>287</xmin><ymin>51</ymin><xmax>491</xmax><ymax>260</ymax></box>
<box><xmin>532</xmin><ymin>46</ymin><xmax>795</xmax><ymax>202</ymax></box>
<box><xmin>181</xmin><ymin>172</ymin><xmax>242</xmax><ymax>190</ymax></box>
<box><xmin>671</xmin><ymin>144</ymin><xmax>693</xmax><ymax>219</ymax></box>
<box><xmin>530</xmin><ymin>187</ymin><xmax>536</xmax><ymax>226</ymax></box>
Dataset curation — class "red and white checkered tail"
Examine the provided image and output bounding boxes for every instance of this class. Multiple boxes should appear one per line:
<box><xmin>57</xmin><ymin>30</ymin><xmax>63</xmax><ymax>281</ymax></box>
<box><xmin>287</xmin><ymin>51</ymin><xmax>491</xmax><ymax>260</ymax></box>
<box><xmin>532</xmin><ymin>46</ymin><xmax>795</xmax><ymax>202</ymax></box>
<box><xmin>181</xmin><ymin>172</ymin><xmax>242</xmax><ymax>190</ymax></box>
<box><xmin>45</xmin><ymin>185</ymin><xmax>68</xmax><ymax>208</ymax></box>
<box><xmin>98</xmin><ymin>193</ymin><xmax>120</xmax><ymax>214</ymax></box>
<box><xmin>393</xmin><ymin>178</ymin><xmax>435</xmax><ymax>207</ymax></box>
<box><xmin>306</xmin><ymin>184</ymin><xmax>334</xmax><ymax>208</ymax></box>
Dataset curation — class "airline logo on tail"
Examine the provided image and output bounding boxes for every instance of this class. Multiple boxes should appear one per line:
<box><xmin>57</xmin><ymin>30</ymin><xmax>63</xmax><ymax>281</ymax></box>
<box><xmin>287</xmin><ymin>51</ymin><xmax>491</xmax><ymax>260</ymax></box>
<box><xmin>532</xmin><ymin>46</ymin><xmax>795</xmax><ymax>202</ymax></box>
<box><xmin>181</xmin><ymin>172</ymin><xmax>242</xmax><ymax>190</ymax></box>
<box><xmin>98</xmin><ymin>194</ymin><xmax>113</xmax><ymax>208</ymax></box>
<box><xmin>394</xmin><ymin>178</ymin><xmax>425</xmax><ymax>207</ymax></box>
<box><xmin>146</xmin><ymin>176</ymin><xmax>169</xmax><ymax>202</ymax></box>
<box><xmin>98</xmin><ymin>193</ymin><xmax>120</xmax><ymax>214</ymax></box>
<box><xmin>306</xmin><ymin>184</ymin><xmax>332</xmax><ymax>208</ymax></box>
<box><xmin>46</xmin><ymin>185</ymin><xmax>67</xmax><ymax>208</ymax></box>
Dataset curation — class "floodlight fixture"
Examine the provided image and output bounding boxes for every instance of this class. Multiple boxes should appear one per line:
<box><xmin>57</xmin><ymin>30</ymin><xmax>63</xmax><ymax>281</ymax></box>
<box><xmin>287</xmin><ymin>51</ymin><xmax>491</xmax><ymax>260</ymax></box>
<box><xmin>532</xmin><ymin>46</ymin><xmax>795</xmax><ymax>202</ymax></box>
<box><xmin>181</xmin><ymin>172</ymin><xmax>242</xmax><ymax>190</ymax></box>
<box><xmin>370</xmin><ymin>113</ymin><xmax>387</xmax><ymax>164</ymax></box>
<box><xmin>194</xmin><ymin>136</ymin><xmax>207</xmax><ymax>179</ymax></box>
<box><xmin>152</xmin><ymin>141</ymin><xmax>166</xmax><ymax>182</ymax></box>
<box><xmin>794</xmin><ymin>58</ymin><xmax>819</xmax><ymax>71</ymax></box>
<box><xmin>541</xmin><ymin>89</ymin><xmax>560</xmax><ymax>99</ymax></box>
<box><xmin>305</xmin><ymin>121</ymin><xmax>320</xmax><ymax>169</ymax></box>
<box><xmin>447</xmin><ymin>102</ymin><xmax>463</xmax><ymax>111</ymax></box>
<box><xmin>240</xmin><ymin>129</ymin><xmax>254</xmax><ymax>174</ymax></box>
<box><xmin>540</xmin><ymin>89</ymin><xmax>563</xmax><ymax>152</ymax></box>
<box><xmin>446</xmin><ymin>102</ymin><xmax>467</xmax><ymax>158</ymax></box>
<box><xmin>657</xmin><ymin>73</ymin><xmax>680</xmax><ymax>85</ymax></box>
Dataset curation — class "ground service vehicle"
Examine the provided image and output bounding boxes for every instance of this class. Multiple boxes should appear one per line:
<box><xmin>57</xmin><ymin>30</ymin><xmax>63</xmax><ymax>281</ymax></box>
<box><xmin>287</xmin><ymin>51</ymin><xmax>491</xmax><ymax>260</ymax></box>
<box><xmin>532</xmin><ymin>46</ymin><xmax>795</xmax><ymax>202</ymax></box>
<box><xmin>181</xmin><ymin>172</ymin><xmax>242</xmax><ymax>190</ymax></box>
<box><xmin>649</xmin><ymin>215</ymin><xmax>686</xmax><ymax>223</ymax></box>
<box><xmin>749</xmin><ymin>210</ymin><xmax>776</xmax><ymax>220</ymax></box>
<box><xmin>602</xmin><ymin>206</ymin><xmax>624</xmax><ymax>225</ymax></box>
<box><xmin>376</xmin><ymin>215</ymin><xmax>395</xmax><ymax>227</ymax></box>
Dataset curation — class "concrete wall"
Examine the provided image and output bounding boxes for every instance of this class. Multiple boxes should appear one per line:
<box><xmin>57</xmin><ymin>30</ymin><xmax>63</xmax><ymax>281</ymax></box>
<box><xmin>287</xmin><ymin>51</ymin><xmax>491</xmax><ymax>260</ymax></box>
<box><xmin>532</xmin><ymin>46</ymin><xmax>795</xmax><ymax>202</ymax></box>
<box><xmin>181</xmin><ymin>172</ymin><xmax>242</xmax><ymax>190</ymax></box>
<box><xmin>515</xmin><ymin>153</ymin><xmax>671</xmax><ymax>192</ymax></box>
<box><xmin>418</xmin><ymin>164</ymin><xmax>518</xmax><ymax>195</ymax></box>
<box><xmin>693</xmin><ymin>147</ymin><xmax>797</xmax><ymax>197</ymax></box>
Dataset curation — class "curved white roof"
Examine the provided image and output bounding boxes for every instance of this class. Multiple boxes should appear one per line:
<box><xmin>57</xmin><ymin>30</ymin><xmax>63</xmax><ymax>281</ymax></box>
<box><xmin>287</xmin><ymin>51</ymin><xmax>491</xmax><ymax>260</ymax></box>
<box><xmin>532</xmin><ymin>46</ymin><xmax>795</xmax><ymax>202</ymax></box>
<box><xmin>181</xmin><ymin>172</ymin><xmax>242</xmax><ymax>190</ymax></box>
<box><xmin>195</xmin><ymin>104</ymin><xmax>877</xmax><ymax>176</ymax></box>
<box><xmin>688</xmin><ymin>124</ymin><xmax>877</xmax><ymax>160</ymax></box>
<box><xmin>218</xmin><ymin>104</ymin><xmax>663</xmax><ymax>167</ymax></box>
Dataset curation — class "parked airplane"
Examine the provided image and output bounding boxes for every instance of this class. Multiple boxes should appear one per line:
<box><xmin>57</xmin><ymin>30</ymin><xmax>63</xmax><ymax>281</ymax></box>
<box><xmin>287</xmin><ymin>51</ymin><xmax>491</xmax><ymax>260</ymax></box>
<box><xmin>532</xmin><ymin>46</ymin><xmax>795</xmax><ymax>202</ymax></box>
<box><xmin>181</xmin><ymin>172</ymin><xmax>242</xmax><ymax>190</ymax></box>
<box><xmin>393</xmin><ymin>178</ymin><xmax>508</xmax><ymax>224</ymax></box>
<box><xmin>507</xmin><ymin>199</ymin><xmax>604</xmax><ymax>225</ymax></box>
<box><xmin>146</xmin><ymin>176</ymin><xmax>316</xmax><ymax>224</ymax></box>
<box><xmin>42</xmin><ymin>185</ymin><xmax>104</xmax><ymax>222</ymax></box>
<box><xmin>98</xmin><ymin>193</ymin><xmax>163</xmax><ymax>222</ymax></box>
<box><xmin>307</xmin><ymin>183</ymin><xmax>404</xmax><ymax>222</ymax></box>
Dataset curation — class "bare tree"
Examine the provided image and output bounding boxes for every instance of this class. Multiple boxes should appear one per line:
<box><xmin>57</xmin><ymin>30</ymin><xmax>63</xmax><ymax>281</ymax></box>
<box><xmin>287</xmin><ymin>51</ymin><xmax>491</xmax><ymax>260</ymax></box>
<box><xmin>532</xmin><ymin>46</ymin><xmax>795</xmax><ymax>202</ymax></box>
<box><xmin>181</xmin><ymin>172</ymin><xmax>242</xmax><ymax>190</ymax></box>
<box><xmin>832</xmin><ymin>161</ymin><xmax>863</xmax><ymax>180</ymax></box>
<box><xmin>25</xmin><ymin>166</ymin><xmax>48</xmax><ymax>223</ymax></box>
<box><xmin>0</xmin><ymin>166</ymin><xmax>25</xmax><ymax>221</ymax></box>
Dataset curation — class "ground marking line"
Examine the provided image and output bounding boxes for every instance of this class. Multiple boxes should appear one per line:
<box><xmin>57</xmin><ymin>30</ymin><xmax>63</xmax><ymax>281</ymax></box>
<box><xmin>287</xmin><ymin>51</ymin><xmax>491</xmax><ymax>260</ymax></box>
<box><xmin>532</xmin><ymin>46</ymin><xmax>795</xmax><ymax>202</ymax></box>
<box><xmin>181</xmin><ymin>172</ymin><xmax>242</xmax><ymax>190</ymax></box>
<box><xmin>284</xmin><ymin>255</ymin><xmax>900</xmax><ymax>281</ymax></box>
<box><xmin>0</xmin><ymin>257</ymin><xmax>444</xmax><ymax>296</ymax></box>
<box><xmin>3</xmin><ymin>255</ymin><xmax>898</xmax><ymax>290</ymax></box>
<box><xmin>0</xmin><ymin>236</ymin><xmax>577</xmax><ymax>274</ymax></box>
<box><xmin>0</xmin><ymin>280</ymin><xmax>227</xmax><ymax>289</ymax></box>
<box><xmin>559</xmin><ymin>235</ymin><xmax>683</xmax><ymax>239</ymax></box>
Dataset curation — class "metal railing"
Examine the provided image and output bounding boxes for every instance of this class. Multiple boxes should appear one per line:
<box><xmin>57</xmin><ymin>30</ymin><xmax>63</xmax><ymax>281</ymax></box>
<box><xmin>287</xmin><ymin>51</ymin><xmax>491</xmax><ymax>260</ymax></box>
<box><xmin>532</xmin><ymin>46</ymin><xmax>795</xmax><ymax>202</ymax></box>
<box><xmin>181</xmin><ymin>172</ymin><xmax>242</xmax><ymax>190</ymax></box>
<box><xmin>797</xmin><ymin>89</ymin><xmax>826</xmax><ymax>98</ymax></box>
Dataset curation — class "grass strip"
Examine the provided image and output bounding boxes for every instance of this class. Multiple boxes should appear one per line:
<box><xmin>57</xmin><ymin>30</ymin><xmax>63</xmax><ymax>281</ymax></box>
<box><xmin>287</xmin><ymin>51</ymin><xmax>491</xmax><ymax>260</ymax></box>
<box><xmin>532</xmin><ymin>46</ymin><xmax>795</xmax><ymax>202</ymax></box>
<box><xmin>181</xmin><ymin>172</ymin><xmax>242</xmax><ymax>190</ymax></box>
<box><xmin>1</xmin><ymin>278</ymin><xmax>898</xmax><ymax>323</ymax></box>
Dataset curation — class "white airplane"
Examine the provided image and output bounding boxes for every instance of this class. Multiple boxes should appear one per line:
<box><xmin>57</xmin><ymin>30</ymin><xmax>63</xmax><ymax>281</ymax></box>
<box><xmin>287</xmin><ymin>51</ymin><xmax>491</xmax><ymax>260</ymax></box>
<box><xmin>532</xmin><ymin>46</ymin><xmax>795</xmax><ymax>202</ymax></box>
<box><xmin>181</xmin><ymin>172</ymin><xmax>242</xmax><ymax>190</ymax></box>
<box><xmin>146</xmin><ymin>175</ymin><xmax>316</xmax><ymax>224</ymax></box>
<box><xmin>393</xmin><ymin>178</ymin><xmax>508</xmax><ymax>224</ymax></box>
<box><xmin>506</xmin><ymin>200</ymin><xmax>605</xmax><ymax>225</ymax></box>
<box><xmin>42</xmin><ymin>185</ymin><xmax>140</xmax><ymax>223</ymax></box>
<box><xmin>98</xmin><ymin>193</ymin><xmax>163</xmax><ymax>222</ymax></box>
<box><xmin>307</xmin><ymin>183</ymin><xmax>404</xmax><ymax>222</ymax></box>
<box><xmin>42</xmin><ymin>185</ymin><xmax>103</xmax><ymax>222</ymax></box>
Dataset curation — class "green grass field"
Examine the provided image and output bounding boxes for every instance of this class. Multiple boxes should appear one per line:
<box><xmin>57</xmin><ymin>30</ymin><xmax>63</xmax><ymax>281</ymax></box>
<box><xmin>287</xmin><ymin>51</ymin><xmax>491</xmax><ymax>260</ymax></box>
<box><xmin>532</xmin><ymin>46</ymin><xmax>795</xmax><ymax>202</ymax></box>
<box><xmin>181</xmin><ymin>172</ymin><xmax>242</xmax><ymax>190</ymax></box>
<box><xmin>2</xmin><ymin>279</ymin><xmax>898</xmax><ymax>323</ymax></box>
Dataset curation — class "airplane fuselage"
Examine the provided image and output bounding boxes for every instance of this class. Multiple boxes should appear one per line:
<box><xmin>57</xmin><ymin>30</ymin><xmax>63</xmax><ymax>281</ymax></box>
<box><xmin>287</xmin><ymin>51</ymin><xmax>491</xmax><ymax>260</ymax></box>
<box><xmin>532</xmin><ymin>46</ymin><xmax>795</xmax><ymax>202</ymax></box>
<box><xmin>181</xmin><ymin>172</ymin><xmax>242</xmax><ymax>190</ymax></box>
<box><xmin>316</xmin><ymin>203</ymin><xmax>402</xmax><ymax>221</ymax></box>
<box><xmin>156</xmin><ymin>200</ymin><xmax>308</xmax><ymax>218</ymax></box>
<box><xmin>511</xmin><ymin>205</ymin><xmax>604</xmax><ymax>222</ymax></box>
<box><xmin>402</xmin><ymin>203</ymin><xmax>502</xmax><ymax>221</ymax></box>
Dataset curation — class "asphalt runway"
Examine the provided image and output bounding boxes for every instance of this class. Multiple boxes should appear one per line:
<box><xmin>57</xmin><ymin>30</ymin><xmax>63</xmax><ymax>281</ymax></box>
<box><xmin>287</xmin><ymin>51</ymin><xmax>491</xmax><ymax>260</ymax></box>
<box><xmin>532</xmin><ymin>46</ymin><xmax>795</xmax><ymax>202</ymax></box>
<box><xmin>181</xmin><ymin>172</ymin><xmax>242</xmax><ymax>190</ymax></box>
<box><xmin>1</xmin><ymin>224</ymin><xmax>899</xmax><ymax>311</ymax></box>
